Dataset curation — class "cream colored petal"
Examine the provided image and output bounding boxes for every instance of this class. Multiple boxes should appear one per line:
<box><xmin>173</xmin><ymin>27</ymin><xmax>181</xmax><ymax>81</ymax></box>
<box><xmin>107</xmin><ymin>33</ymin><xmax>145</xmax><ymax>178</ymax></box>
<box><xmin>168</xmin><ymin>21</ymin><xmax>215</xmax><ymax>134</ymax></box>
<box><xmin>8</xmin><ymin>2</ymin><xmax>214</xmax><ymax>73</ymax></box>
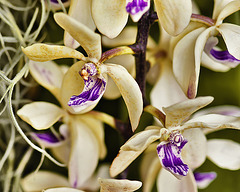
<box><xmin>101</xmin><ymin>63</ymin><xmax>143</xmax><ymax>131</ymax></box>
<box><xmin>102</xmin><ymin>26</ymin><xmax>137</xmax><ymax>47</ymax></box>
<box><xmin>207</xmin><ymin>139</ymin><xmax>240</xmax><ymax>170</ymax></box>
<box><xmin>17</xmin><ymin>102</ymin><xmax>64</xmax><ymax>130</ymax></box>
<box><xmin>75</xmin><ymin>114</ymin><xmax>107</xmax><ymax>159</ymax></box>
<box><xmin>64</xmin><ymin>0</ymin><xmax>96</xmax><ymax>49</ymax></box>
<box><xmin>201</xmin><ymin>52</ymin><xmax>231</xmax><ymax>72</ymax></box>
<box><xmin>212</xmin><ymin>0</ymin><xmax>234</xmax><ymax>20</ymax></box>
<box><xmin>140</xmin><ymin>150</ymin><xmax>161</xmax><ymax>192</ymax></box>
<box><xmin>104</xmin><ymin>55</ymin><xmax>135</xmax><ymax>100</ymax></box>
<box><xmin>110</xmin><ymin>127</ymin><xmax>161</xmax><ymax>177</ymax></box>
<box><xmin>157</xmin><ymin>169</ymin><xmax>197</xmax><ymax>192</ymax></box>
<box><xmin>92</xmin><ymin>0</ymin><xmax>129</xmax><ymax>39</ymax></box>
<box><xmin>173</xmin><ymin>27</ymin><xmax>206</xmax><ymax>98</ymax></box>
<box><xmin>54</xmin><ymin>13</ymin><xmax>101</xmax><ymax>60</ymax></box>
<box><xmin>150</xmin><ymin>58</ymin><xmax>187</xmax><ymax>111</ymax></box>
<box><xmin>68</xmin><ymin>116</ymin><xmax>99</xmax><ymax>188</ymax></box>
<box><xmin>22</xmin><ymin>43</ymin><xmax>86</xmax><ymax>62</ymax></box>
<box><xmin>163</xmin><ymin>96</ymin><xmax>213</xmax><ymax>128</ymax></box>
<box><xmin>217</xmin><ymin>23</ymin><xmax>240</xmax><ymax>60</ymax></box>
<box><xmin>29</xmin><ymin>60</ymin><xmax>64</xmax><ymax>101</ymax></box>
<box><xmin>21</xmin><ymin>171</ymin><xmax>70</xmax><ymax>192</ymax></box>
<box><xmin>216</xmin><ymin>0</ymin><xmax>240</xmax><ymax>25</ymax></box>
<box><xmin>182</xmin><ymin>128</ymin><xmax>207</xmax><ymax>169</ymax></box>
<box><xmin>182</xmin><ymin>114</ymin><xmax>240</xmax><ymax>132</ymax></box>
<box><xmin>60</xmin><ymin>61</ymin><xmax>85</xmax><ymax>113</ymax></box>
<box><xmin>98</xmin><ymin>178</ymin><xmax>142</xmax><ymax>192</ymax></box>
<box><xmin>44</xmin><ymin>188</ymin><xmax>85</xmax><ymax>192</ymax></box>
<box><xmin>154</xmin><ymin>0</ymin><xmax>192</xmax><ymax>36</ymax></box>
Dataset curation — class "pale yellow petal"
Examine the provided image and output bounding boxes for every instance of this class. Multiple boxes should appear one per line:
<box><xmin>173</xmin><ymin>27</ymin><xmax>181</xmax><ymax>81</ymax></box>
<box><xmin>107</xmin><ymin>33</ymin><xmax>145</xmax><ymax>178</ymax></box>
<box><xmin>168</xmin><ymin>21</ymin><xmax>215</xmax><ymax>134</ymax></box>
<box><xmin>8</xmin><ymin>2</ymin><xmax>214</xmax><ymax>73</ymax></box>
<box><xmin>154</xmin><ymin>0</ymin><xmax>192</xmax><ymax>36</ymax></box>
<box><xmin>182</xmin><ymin>128</ymin><xmax>207</xmax><ymax>169</ymax></box>
<box><xmin>54</xmin><ymin>13</ymin><xmax>101</xmax><ymax>60</ymax></box>
<box><xmin>101</xmin><ymin>63</ymin><xmax>143</xmax><ymax>131</ymax></box>
<box><xmin>173</xmin><ymin>27</ymin><xmax>206</xmax><ymax>98</ymax></box>
<box><xmin>98</xmin><ymin>178</ymin><xmax>142</xmax><ymax>192</ymax></box>
<box><xmin>17</xmin><ymin>102</ymin><xmax>64</xmax><ymax>130</ymax></box>
<box><xmin>217</xmin><ymin>23</ymin><xmax>240</xmax><ymax>60</ymax></box>
<box><xmin>92</xmin><ymin>0</ymin><xmax>129</xmax><ymax>39</ymax></box>
<box><xmin>163</xmin><ymin>96</ymin><xmax>214</xmax><ymax>128</ymax></box>
<box><xmin>76</xmin><ymin>115</ymin><xmax>107</xmax><ymax>159</ymax></box>
<box><xmin>157</xmin><ymin>169</ymin><xmax>197</xmax><ymax>192</ymax></box>
<box><xmin>22</xmin><ymin>43</ymin><xmax>86</xmax><ymax>62</ymax></box>
<box><xmin>68</xmin><ymin>116</ymin><xmax>99</xmax><ymax>188</ymax></box>
<box><xmin>21</xmin><ymin>171</ymin><xmax>70</xmax><ymax>192</ymax></box>
<box><xmin>44</xmin><ymin>188</ymin><xmax>85</xmax><ymax>192</ymax></box>
<box><xmin>110</xmin><ymin>128</ymin><xmax>161</xmax><ymax>177</ymax></box>
<box><xmin>64</xmin><ymin>0</ymin><xmax>96</xmax><ymax>49</ymax></box>
<box><xmin>212</xmin><ymin>0</ymin><xmax>234</xmax><ymax>20</ymax></box>
<box><xmin>29</xmin><ymin>60</ymin><xmax>64</xmax><ymax>101</ymax></box>
<box><xmin>60</xmin><ymin>61</ymin><xmax>85</xmax><ymax>113</ymax></box>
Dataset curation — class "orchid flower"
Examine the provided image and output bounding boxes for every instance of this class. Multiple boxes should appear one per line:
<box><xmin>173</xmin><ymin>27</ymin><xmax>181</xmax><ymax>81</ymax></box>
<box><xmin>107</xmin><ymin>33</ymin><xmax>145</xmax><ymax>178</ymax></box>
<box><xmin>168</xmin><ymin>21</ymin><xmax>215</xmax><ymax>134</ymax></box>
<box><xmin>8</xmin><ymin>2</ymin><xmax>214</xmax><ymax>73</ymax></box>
<box><xmin>21</xmin><ymin>165</ymin><xmax>110</xmax><ymax>192</ymax></box>
<box><xmin>172</xmin><ymin>0</ymin><xmax>240</xmax><ymax>99</ymax></box>
<box><xmin>110</xmin><ymin>96</ymin><xmax>240</xmax><ymax>191</ymax></box>
<box><xmin>66</xmin><ymin>0</ymin><xmax>191</xmax><ymax>41</ymax></box>
<box><xmin>21</xmin><ymin>12</ymin><xmax>143</xmax><ymax>132</ymax></box>
<box><xmin>17</xmin><ymin>60</ymin><xmax>107</xmax><ymax>189</ymax></box>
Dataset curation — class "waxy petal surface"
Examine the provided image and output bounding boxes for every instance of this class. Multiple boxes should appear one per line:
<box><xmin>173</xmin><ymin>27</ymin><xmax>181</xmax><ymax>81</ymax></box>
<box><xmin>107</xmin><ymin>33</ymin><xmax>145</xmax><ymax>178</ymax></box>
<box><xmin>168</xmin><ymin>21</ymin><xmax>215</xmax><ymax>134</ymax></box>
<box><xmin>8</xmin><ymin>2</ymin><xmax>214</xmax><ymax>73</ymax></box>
<box><xmin>163</xmin><ymin>96</ymin><xmax>213</xmax><ymax>128</ymax></box>
<box><xmin>21</xmin><ymin>171</ymin><xmax>70</xmax><ymax>191</ymax></box>
<box><xmin>207</xmin><ymin>139</ymin><xmax>240</xmax><ymax>170</ymax></box>
<box><xmin>54</xmin><ymin>13</ymin><xmax>102</xmax><ymax>60</ymax></box>
<box><xmin>68</xmin><ymin>116</ymin><xmax>99</xmax><ymax>188</ymax></box>
<box><xmin>194</xmin><ymin>172</ymin><xmax>217</xmax><ymax>189</ymax></box>
<box><xmin>17</xmin><ymin>102</ymin><xmax>64</xmax><ymax>130</ymax></box>
<box><xmin>22</xmin><ymin>43</ymin><xmax>86</xmax><ymax>62</ymax></box>
<box><xmin>110</xmin><ymin>128</ymin><xmax>161</xmax><ymax>177</ymax></box>
<box><xmin>173</xmin><ymin>27</ymin><xmax>206</xmax><ymax>98</ymax></box>
<box><xmin>44</xmin><ymin>188</ymin><xmax>84</xmax><ymax>192</ymax></box>
<box><xmin>182</xmin><ymin>128</ymin><xmax>207</xmax><ymax>169</ymax></box>
<box><xmin>29</xmin><ymin>60</ymin><xmax>64</xmax><ymax>101</ymax></box>
<box><xmin>157</xmin><ymin>169</ymin><xmax>197</xmax><ymax>192</ymax></box>
<box><xmin>64</xmin><ymin>0</ymin><xmax>95</xmax><ymax>49</ymax></box>
<box><xmin>101</xmin><ymin>63</ymin><xmax>143</xmax><ymax>131</ymax></box>
<box><xmin>92</xmin><ymin>0</ymin><xmax>129</xmax><ymax>39</ymax></box>
<box><xmin>150</xmin><ymin>59</ymin><xmax>187</xmax><ymax>111</ymax></box>
<box><xmin>212</xmin><ymin>0</ymin><xmax>234</xmax><ymax>20</ymax></box>
<box><xmin>217</xmin><ymin>23</ymin><xmax>240</xmax><ymax>60</ymax></box>
<box><xmin>98</xmin><ymin>178</ymin><xmax>142</xmax><ymax>192</ymax></box>
<box><xmin>154</xmin><ymin>0</ymin><xmax>192</xmax><ymax>36</ymax></box>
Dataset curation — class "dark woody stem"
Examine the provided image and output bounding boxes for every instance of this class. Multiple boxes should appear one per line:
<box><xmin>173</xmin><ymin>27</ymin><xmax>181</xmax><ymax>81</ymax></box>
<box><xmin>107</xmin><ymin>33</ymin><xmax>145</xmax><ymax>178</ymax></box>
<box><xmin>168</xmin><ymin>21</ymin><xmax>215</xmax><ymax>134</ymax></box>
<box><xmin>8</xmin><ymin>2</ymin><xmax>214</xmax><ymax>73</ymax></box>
<box><xmin>129</xmin><ymin>10</ymin><xmax>157</xmax><ymax>107</ymax></box>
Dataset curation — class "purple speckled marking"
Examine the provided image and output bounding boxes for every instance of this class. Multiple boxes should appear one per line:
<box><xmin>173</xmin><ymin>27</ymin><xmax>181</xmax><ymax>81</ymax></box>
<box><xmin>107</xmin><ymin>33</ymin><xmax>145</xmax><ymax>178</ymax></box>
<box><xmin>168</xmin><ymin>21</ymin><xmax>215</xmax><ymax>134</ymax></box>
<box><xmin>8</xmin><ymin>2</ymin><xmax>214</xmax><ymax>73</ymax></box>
<box><xmin>126</xmin><ymin>0</ymin><xmax>148</xmax><ymax>15</ymax></box>
<box><xmin>33</xmin><ymin>64</ymin><xmax>54</xmax><ymax>85</ymax></box>
<box><xmin>210</xmin><ymin>49</ymin><xmax>240</xmax><ymax>63</ymax></box>
<box><xmin>157</xmin><ymin>132</ymin><xmax>189</xmax><ymax>178</ymax></box>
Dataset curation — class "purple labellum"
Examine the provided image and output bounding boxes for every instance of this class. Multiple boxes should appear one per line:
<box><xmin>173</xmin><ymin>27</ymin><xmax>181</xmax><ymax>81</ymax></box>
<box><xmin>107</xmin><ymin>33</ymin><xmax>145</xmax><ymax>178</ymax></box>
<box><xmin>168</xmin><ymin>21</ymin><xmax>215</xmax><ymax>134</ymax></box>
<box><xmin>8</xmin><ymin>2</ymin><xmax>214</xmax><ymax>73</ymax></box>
<box><xmin>126</xmin><ymin>0</ymin><xmax>148</xmax><ymax>15</ymax></box>
<box><xmin>157</xmin><ymin>132</ymin><xmax>189</xmax><ymax>179</ymax></box>
<box><xmin>68</xmin><ymin>63</ymin><xmax>106</xmax><ymax>113</ymax></box>
<box><xmin>210</xmin><ymin>49</ymin><xmax>240</xmax><ymax>67</ymax></box>
<box><xmin>32</xmin><ymin>132</ymin><xmax>64</xmax><ymax>148</ymax></box>
<box><xmin>194</xmin><ymin>172</ymin><xmax>217</xmax><ymax>189</ymax></box>
<box><xmin>50</xmin><ymin>0</ymin><xmax>69</xmax><ymax>4</ymax></box>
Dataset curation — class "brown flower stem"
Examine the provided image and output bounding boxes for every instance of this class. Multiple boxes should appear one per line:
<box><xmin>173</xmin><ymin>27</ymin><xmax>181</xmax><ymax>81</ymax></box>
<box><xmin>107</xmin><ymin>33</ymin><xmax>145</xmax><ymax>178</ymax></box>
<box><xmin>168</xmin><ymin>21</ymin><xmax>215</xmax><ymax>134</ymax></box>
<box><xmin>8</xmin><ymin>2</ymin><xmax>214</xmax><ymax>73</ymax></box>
<box><xmin>129</xmin><ymin>10</ymin><xmax>157</xmax><ymax>107</ymax></box>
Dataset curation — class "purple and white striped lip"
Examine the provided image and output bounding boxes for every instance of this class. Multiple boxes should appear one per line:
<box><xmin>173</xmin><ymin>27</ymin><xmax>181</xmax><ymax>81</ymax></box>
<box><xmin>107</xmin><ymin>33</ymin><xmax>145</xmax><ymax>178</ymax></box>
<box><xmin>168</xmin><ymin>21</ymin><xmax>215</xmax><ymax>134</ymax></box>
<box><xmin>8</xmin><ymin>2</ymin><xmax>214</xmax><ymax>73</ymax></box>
<box><xmin>157</xmin><ymin>132</ymin><xmax>189</xmax><ymax>179</ymax></box>
<box><xmin>204</xmin><ymin>37</ymin><xmax>240</xmax><ymax>68</ymax></box>
<box><xmin>68</xmin><ymin>63</ymin><xmax>106</xmax><ymax>112</ymax></box>
<box><xmin>194</xmin><ymin>172</ymin><xmax>217</xmax><ymax>189</ymax></box>
<box><xmin>126</xmin><ymin>0</ymin><xmax>149</xmax><ymax>15</ymax></box>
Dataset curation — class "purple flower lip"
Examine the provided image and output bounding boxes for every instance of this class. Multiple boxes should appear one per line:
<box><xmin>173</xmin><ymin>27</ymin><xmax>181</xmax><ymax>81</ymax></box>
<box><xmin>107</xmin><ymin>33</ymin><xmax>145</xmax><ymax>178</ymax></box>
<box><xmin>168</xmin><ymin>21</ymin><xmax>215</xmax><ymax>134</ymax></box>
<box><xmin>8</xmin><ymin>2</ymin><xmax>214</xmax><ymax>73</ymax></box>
<box><xmin>50</xmin><ymin>0</ymin><xmax>69</xmax><ymax>4</ymax></box>
<box><xmin>126</xmin><ymin>0</ymin><xmax>148</xmax><ymax>15</ymax></box>
<box><xmin>210</xmin><ymin>49</ymin><xmax>240</xmax><ymax>63</ymax></box>
<box><xmin>194</xmin><ymin>172</ymin><xmax>217</xmax><ymax>189</ymax></box>
<box><xmin>157</xmin><ymin>132</ymin><xmax>189</xmax><ymax>179</ymax></box>
<box><xmin>80</xmin><ymin>63</ymin><xmax>98</xmax><ymax>81</ymax></box>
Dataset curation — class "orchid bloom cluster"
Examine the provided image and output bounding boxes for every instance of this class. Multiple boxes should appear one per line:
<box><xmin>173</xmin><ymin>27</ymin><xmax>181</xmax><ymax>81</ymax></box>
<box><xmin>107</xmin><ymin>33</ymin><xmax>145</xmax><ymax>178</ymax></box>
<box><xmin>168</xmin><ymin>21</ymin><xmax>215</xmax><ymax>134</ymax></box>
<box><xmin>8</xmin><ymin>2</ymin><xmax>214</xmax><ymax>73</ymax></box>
<box><xmin>2</xmin><ymin>0</ymin><xmax>240</xmax><ymax>192</ymax></box>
